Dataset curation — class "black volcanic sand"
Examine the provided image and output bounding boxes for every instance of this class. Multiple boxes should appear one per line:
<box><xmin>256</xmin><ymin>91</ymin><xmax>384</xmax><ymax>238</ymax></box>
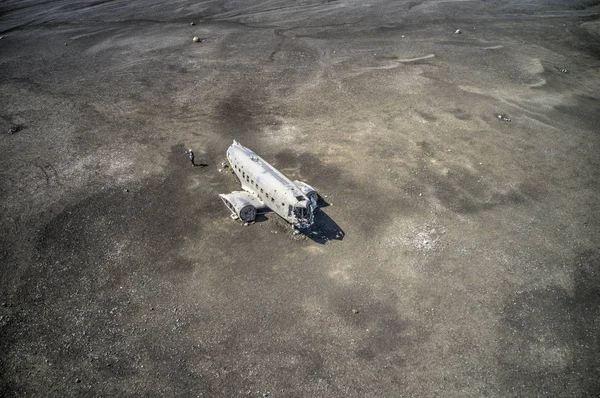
<box><xmin>1</xmin><ymin>1</ymin><xmax>599</xmax><ymax>396</ymax></box>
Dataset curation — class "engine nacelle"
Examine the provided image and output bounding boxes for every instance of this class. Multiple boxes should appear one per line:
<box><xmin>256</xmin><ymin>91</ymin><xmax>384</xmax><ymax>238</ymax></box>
<box><xmin>293</xmin><ymin>180</ymin><xmax>319</xmax><ymax>209</ymax></box>
<box><xmin>219</xmin><ymin>193</ymin><xmax>257</xmax><ymax>222</ymax></box>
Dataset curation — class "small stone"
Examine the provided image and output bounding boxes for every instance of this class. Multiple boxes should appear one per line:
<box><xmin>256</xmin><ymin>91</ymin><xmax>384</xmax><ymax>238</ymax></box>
<box><xmin>497</xmin><ymin>114</ymin><xmax>503</xmax><ymax>119</ymax></box>
<box><xmin>76</xmin><ymin>378</ymin><xmax>81</xmax><ymax>383</ymax></box>
<box><xmin>560</xmin><ymin>68</ymin><xmax>568</xmax><ymax>73</ymax></box>
<box><xmin>401</xmin><ymin>35</ymin><xmax>405</xmax><ymax>38</ymax></box>
<box><xmin>190</xmin><ymin>22</ymin><xmax>195</xmax><ymax>26</ymax></box>
<box><xmin>454</xmin><ymin>29</ymin><xmax>462</xmax><ymax>34</ymax></box>
<box><xmin>124</xmin><ymin>189</ymin><xmax>129</xmax><ymax>192</ymax></box>
<box><xmin>150</xmin><ymin>307</ymin><xmax>155</xmax><ymax>311</ymax></box>
<box><xmin>352</xmin><ymin>309</ymin><xmax>359</xmax><ymax>314</ymax></box>
<box><xmin>193</xmin><ymin>36</ymin><xmax>200</xmax><ymax>42</ymax></box>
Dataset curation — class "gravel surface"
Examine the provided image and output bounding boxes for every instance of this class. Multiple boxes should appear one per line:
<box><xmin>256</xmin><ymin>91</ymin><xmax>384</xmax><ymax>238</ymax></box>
<box><xmin>1</xmin><ymin>1</ymin><xmax>599</xmax><ymax>396</ymax></box>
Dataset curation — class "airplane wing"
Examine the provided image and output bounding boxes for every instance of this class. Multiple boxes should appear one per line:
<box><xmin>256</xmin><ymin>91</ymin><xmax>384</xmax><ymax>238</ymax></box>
<box><xmin>219</xmin><ymin>191</ymin><xmax>269</xmax><ymax>222</ymax></box>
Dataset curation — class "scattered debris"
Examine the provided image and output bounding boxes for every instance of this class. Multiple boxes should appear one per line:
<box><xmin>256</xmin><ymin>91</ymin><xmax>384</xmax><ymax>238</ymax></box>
<box><xmin>497</xmin><ymin>114</ymin><xmax>511</xmax><ymax>122</ymax></box>
<box><xmin>7</xmin><ymin>125</ymin><xmax>21</xmax><ymax>135</ymax></box>
<box><xmin>454</xmin><ymin>29</ymin><xmax>462</xmax><ymax>35</ymax></box>
<box><xmin>192</xmin><ymin>36</ymin><xmax>200</xmax><ymax>43</ymax></box>
<box><xmin>219</xmin><ymin>161</ymin><xmax>231</xmax><ymax>173</ymax></box>
<box><xmin>560</xmin><ymin>68</ymin><xmax>568</xmax><ymax>73</ymax></box>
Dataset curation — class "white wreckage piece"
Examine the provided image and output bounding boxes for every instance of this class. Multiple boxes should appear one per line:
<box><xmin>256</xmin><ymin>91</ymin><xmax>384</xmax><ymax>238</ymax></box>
<box><xmin>219</xmin><ymin>140</ymin><xmax>319</xmax><ymax>230</ymax></box>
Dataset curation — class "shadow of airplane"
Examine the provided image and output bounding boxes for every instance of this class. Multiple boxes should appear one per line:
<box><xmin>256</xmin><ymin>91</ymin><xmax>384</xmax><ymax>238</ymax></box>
<box><xmin>305</xmin><ymin>208</ymin><xmax>344</xmax><ymax>244</ymax></box>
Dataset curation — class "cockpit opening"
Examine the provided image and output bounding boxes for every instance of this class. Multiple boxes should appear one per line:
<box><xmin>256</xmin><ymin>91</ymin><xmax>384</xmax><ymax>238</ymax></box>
<box><xmin>293</xmin><ymin>202</ymin><xmax>314</xmax><ymax>228</ymax></box>
<box><xmin>293</xmin><ymin>206</ymin><xmax>306</xmax><ymax>219</ymax></box>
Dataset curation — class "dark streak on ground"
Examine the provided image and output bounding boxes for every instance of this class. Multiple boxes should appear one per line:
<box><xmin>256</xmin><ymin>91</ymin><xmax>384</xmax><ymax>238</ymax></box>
<box><xmin>498</xmin><ymin>248</ymin><xmax>600</xmax><ymax>396</ymax></box>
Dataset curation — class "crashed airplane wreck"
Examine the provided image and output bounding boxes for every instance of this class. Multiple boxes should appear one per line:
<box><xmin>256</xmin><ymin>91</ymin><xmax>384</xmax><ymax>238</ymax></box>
<box><xmin>219</xmin><ymin>140</ymin><xmax>319</xmax><ymax>230</ymax></box>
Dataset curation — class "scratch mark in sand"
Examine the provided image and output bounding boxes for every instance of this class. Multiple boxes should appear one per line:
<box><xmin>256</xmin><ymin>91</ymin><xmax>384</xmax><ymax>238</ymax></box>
<box><xmin>398</xmin><ymin>53</ymin><xmax>435</xmax><ymax>63</ymax></box>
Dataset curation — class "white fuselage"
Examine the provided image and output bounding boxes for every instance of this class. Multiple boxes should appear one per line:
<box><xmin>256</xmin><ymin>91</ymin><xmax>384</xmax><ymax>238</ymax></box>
<box><xmin>226</xmin><ymin>141</ymin><xmax>314</xmax><ymax>228</ymax></box>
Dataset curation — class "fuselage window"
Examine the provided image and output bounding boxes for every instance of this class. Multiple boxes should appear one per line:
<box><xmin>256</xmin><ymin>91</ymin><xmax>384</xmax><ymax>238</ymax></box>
<box><xmin>242</xmin><ymin>172</ymin><xmax>245</xmax><ymax>178</ymax></box>
<box><xmin>271</xmin><ymin>197</ymin><xmax>275</xmax><ymax>202</ymax></box>
<box><xmin>281</xmin><ymin>202</ymin><xmax>285</xmax><ymax>207</ymax></box>
<box><xmin>260</xmin><ymin>188</ymin><xmax>263</xmax><ymax>193</ymax></box>
<box><xmin>266</xmin><ymin>193</ymin><xmax>269</xmax><ymax>198</ymax></box>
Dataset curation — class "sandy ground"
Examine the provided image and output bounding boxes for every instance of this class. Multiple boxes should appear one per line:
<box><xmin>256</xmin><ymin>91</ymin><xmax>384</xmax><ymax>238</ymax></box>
<box><xmin>1</xmin><ymin>0</ymin><xmax>599</xmax><ymax>396</ymax></box>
